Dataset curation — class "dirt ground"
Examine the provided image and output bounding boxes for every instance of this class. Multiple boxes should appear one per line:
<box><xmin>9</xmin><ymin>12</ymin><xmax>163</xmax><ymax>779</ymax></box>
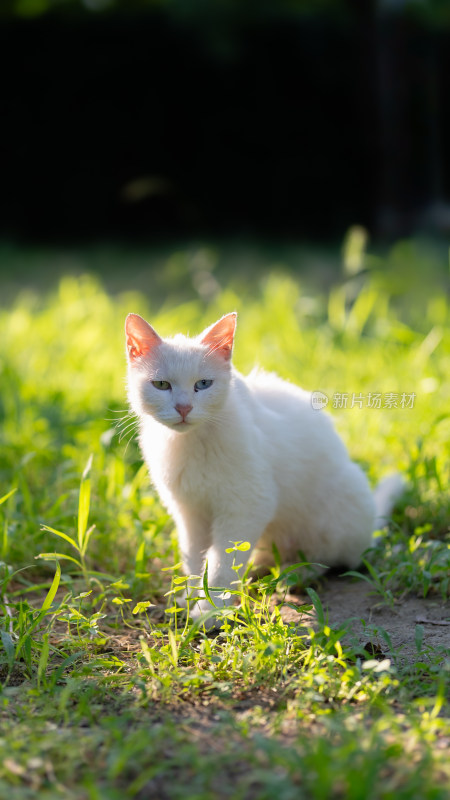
<box><xmin>279</xmin><ymin>575</ymin><xmax>450</xmax><ymax>664</ymax></box>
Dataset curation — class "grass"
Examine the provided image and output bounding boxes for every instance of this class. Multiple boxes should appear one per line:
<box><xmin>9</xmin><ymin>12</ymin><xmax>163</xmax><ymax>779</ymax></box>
<box><xmin>0</xmin><ymin>233</ymin><xmax>449</xmax><ymax>799</ymax></box>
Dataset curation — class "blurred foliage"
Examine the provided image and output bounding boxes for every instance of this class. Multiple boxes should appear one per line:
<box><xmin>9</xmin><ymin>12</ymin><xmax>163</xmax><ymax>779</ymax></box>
<box><xmin>1</xmin><ymin>0</ymin><xmax>343</xmax><ymax>20</ymax></box>
<box><xmin>0</xmin><ymin>235</ymin><xmax>448</xmax><ymax>576</ymax></box>
<box><xmin>2</xmin><ymin>0</ymin><xmax>450</xmax><ymax>27</ymax></box>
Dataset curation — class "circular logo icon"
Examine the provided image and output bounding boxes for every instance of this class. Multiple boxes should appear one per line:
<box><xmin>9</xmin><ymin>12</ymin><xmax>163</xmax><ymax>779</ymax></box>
<box><xmin>311</xmin><ymin>391</ymin><xmax>329</xmax><ymax>410</ymax></box>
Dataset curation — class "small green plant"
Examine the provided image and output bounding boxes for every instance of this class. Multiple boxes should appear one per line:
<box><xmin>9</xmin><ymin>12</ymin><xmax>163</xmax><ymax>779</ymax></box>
<box><xmin>0</xmin><ymin>488</ymin><xmax>18</xmax><ymax>561</ymax></box>
<box><xmin>343</xmin><ymin>558</ymin><xmax>396</xmax><ymax>608</ymax></box>
<box><xmin>1</xmin><ymin>561</ymin><xmax>61</xmax><ymax>684</ymax></box>
<box><xmin>38</xmin><ymin>455</ymin><xmax>97</xmax><ymax>586</ymax></box>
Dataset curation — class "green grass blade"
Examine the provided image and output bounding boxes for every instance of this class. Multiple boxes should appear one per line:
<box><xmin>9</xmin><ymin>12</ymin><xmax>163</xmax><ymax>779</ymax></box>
<box><xmin>306</xmin><ymin>587</ymin><xmax>325</xmax><ymax>626</ymax></box>
<box><xmin>15</xmin><ymin>563</ymin><xmax>61</xmax><ymax>653</ymax></box>
<box><xmin>37</xmin><ymin>633</ymin><xmax>50</xmax><ymax>689</ymax></box>
<box><xmin>40</xmin><ymin>525</ymin><xmax>78</xmax><ymax>550</ymax></box>
<box><xmin>22</xmin><ymin>634</ymin><xmax>32</xmax><ymax>672</ymax></box>
<box><xmin>0</xmin><ymin>488</ymin><xmax>17</xmax><ymax>506</ymax></box>
<box><xmin>36</xmin><ymin>553</ymin><xmax>83</xmax><ymax>569</ymax></box>
<box><xmin>41</xmin><ymin>561</ymin><xmax>61</xmax><ymax>612</ymax></box>
<box><xmin>2</xmin><ymin>518</ymin><xmax>9</xmax><ymax>560</ymax></box>
<box><xmin>50</xmin><ymin>651</ymin><xmax>85</xmax><ymax>687</ymax></box>
<box><xmin>168</xmin><ymin>628</ymin><xmax>179</xmax><ymax>667</ymax></box>
<box><xmin>202</xmin><ymin>562</ymin><xmax>216</xmax><ymax>608</ymax></box>
<box><xmin>341</xmin><ymin>569</ymin><xmax>375</xmax><ymax>586</ymax></box>
<box><xmin>81</xmin><ymin>453</ymin><xmax>93</xmax><ymax>483</ymax></box>
<box><xmin>135</xmin><ymin>540</ymin><xmax>146</xmax><ymax>575</ymax></box>
<box><xmin>1</xmin><ymin>630</ymin><xmax>15</xmax><ymax>670</ymax></box>
<box><xmin>81</xmin><ymin>524</ymin><xmax>96</xmax><ymax>557</ymax></box>
<box><xmin>78</xmin><ymin>455</ymin><xmax>93</xmax><ymax>551</ymax></box>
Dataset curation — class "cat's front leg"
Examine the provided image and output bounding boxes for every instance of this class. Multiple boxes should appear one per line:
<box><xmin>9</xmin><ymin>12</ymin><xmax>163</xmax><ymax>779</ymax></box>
<box><xmin>188</xmin><ymin>511</ymin><xmax>272</xmax><ymax>623</ymax></box>
<box><xmin>172</xmin><ymin>505</ymin><xmax>211</xmax><ymax>609</ymax></box>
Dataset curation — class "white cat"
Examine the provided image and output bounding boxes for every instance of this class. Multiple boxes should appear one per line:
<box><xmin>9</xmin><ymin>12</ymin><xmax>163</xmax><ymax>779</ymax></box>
<box><xmin>125</xmin><ymin>311</ymin><xmax>403</xmax><ymax>621</ymax></box>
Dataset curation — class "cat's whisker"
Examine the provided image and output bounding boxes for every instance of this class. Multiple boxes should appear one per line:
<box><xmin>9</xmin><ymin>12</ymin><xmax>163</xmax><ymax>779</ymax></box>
<box><xmin>122</xmin><ymin>428</ymin><xmax>140</xmax><ymax>455</ymax></box>
<box><xmin>106</xmin><ymin>415</ymin><xmax>133</xmax><ymax>427</ymax></box>
<box><xmin>120</xmin><ymin>431</ymin><xmax>140</xmax><ymax>455</ymax></box>
<box><xmin>118</xmin><ymin>419</ymin><xmax>140</xmax><ymax>442</ymax></box>
<box><xmin>118</xmin><ymin>429</ymin><xmax>137</xmax><ymax>455</ymax></box>
<box><xmin>106</xmin><ymin>409</ymin><xmax>140</xmax><ymax>441</ymax></box>
<box><xmin>118</xmin><ymin>428</ymin><xmax>138</xmax><ymax>445</ymax></box>
<box><xmin>114</xmin><ymin>417</ymin><xmax>138</xmax><ymax>431</ymax></box>
<box><xmin>114</xmin><ymin>413</ymin><xmax>137</xmax><ymax>427</ymax></box>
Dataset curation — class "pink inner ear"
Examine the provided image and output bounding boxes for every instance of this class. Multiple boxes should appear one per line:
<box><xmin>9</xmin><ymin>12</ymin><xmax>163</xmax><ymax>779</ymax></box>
<box><xmin>200</xmin><ymin>313</ymin><xmax>237</xmax><ymax>361</ymax></box>
<box><xmin>125</xmin><ymin>314</ymin><xmax>161</xmax><ymax>362</ymax></box>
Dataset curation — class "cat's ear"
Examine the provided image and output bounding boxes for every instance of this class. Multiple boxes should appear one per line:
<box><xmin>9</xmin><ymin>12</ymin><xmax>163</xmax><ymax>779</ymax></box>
<box><xmin>125</xmin><ymin>314</ymin><xmax>162</xmax><ymax>362</ymax></box>
<box><xmin>200</xmin><ymin>312</ymin><xmax>237</xmax><ymax>361</ymax></box>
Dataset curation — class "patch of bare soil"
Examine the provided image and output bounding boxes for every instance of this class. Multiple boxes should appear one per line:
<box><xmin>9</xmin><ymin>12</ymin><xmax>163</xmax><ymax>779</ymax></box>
<box><xmin>279</xmin><ymin>575</ymin><xmax>450</xmax><ymax>664</ymax></box>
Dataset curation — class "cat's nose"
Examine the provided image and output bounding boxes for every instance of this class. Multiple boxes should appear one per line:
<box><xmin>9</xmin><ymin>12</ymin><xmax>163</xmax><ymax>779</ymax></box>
<box><xmin>175</xmin><ymin>403</ymin><xmax>193</xmax><ymax>421</ymax></box>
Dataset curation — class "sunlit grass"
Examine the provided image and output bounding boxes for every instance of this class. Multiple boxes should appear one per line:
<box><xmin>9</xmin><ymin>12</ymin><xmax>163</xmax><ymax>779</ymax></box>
<box><xmin>0</xmin><ymin>236</ymin><xmax>448</xmax><ymax>798</ymax></box>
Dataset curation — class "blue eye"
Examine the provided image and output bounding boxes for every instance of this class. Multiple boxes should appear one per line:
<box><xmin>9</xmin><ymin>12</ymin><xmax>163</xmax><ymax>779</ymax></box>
<box><xmin>194</xmin><ymin>379</ymin><xmax>213</xmax><ymax>391</ymax></box>
<box><xmin>152</xmin><ymin>380</ymin><xmax>171</xmax><ymax>391</ymax></box>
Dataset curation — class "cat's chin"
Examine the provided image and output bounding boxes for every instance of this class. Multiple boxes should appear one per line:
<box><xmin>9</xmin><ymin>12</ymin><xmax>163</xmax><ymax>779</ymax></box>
<box><xmin>169</xmin><ymin>420</ymin><xmax>198</xmax><ymax>433</ymax></box>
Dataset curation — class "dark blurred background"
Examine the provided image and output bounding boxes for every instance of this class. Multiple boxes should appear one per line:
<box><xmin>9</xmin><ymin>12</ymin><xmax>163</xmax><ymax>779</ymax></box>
<box><xmin>1</xmin><ymin>0</ymin><xmax>450</xmax><ymax>243</ymax></box>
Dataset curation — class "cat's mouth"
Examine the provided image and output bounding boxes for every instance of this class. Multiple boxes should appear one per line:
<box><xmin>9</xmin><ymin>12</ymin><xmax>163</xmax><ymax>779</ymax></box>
<box><xmin>173</xmin><ymin>419</ymin><xmax>193</xmax><ymax>430</ymax></box>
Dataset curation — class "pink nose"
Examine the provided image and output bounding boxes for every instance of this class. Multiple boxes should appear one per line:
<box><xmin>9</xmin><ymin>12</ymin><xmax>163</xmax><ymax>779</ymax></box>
<box><xmin>175</xmin><ymin>403</ymin><xmax>193</xmax><ymax>421</ymax></box>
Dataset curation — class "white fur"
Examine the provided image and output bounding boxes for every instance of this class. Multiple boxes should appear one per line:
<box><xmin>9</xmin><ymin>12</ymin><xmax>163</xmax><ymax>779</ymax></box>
<box><xmin>126</xmin><ymin>315</ymin><xmax>402</xmax><ymax>619</ymax></box>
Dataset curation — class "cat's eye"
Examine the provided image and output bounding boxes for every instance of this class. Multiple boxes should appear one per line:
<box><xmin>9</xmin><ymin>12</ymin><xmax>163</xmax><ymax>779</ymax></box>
<box><xmin>194</xmin><ymin>379</ymin><xmax>213</xmax><ymax>391</ymax></box>
<box><xmin>152</xmin><ymin>380</ymin><xmax>171</xmax><ymax>391</ymax></box>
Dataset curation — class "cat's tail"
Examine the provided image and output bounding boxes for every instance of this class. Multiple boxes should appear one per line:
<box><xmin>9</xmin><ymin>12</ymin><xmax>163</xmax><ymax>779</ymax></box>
<box><xmin>373</xmin><ymin>473</ymin><xmax>405</xmax><ymax>530</ymax></box>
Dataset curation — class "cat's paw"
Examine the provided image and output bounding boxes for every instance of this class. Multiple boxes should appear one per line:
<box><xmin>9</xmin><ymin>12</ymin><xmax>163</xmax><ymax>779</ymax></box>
<box><xmin>172</xmin><ymin>591</ymin><xmax>221</xmax><ymax>630</ymax></box>
<box><xmin>187</xmin><ymin>593</ymin><xmax>236</xmax><ymax>630</ymax></box>
<box><xmin>174</xmin><ymin>577</ymin><xmax>203</xmax><ymax>610</ymax></box>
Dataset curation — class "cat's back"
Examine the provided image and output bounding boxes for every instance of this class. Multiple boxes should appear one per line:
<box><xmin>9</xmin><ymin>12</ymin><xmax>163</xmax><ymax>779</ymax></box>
<box><xmin>241</xmin><ymin>367</ymin><xmax>342</xmax><ymax>460</ymax></box>
<box><xmin>244</xmin><ymin>368</ymin><xmax>313</xmax><ymax>416</ymax></box>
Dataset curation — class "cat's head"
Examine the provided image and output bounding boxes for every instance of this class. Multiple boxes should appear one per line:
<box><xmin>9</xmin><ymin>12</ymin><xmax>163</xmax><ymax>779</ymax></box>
<box><xmin>125</xmin><ymin>312</ymin><xmax>237</xmax><ymax>433</ymax></box>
